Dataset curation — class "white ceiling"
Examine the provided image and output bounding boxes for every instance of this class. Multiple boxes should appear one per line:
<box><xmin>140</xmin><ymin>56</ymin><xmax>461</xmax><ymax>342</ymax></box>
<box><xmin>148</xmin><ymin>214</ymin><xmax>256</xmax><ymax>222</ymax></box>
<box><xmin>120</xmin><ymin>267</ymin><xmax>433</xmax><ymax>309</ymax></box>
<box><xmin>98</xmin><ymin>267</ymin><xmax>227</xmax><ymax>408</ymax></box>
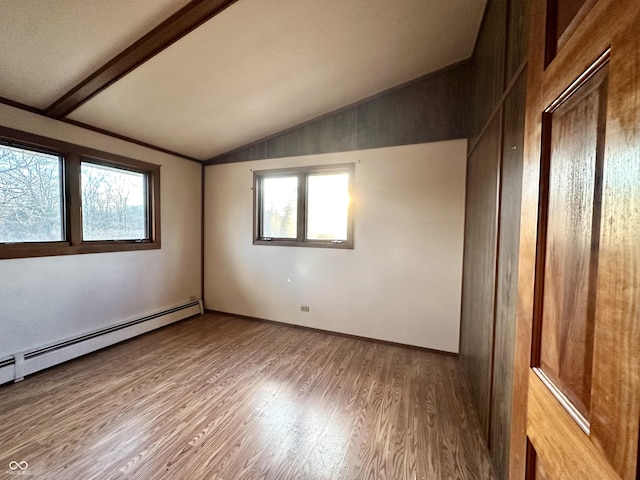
<box><xmin>0</xmin><ymin>0</ymin><xmax>486</xmax><ymax>161</ymax></box>
<box><xmin>0</xmin><ymin>0</ymin><xmax>191</xmax><ymax>109</ymax></box>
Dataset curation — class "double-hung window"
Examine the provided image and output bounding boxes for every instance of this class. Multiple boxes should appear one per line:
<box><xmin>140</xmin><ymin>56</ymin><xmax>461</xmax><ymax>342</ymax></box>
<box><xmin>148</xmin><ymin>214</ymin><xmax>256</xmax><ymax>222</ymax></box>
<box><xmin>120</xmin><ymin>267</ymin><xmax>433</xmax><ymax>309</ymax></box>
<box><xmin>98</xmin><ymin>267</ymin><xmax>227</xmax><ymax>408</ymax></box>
<box><xmin>0</xmin><ymin>126</ymin><xmax>160</xmax><ymax>259</ymax></box>
<box><xmin>254</xmin><ymin>164</ymin><xmax>353</xmax><ymax>248</ymax></box>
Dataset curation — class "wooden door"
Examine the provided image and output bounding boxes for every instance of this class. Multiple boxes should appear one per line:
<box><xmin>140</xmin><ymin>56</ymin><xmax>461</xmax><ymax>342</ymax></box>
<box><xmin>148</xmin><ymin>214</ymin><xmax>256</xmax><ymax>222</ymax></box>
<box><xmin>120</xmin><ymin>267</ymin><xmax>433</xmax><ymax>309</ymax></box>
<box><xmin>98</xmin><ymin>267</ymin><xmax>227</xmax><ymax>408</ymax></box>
<box><xmin>511</xmin><ymin>0</ymin><xmax>640</xmax><ymax>479</ymax></box>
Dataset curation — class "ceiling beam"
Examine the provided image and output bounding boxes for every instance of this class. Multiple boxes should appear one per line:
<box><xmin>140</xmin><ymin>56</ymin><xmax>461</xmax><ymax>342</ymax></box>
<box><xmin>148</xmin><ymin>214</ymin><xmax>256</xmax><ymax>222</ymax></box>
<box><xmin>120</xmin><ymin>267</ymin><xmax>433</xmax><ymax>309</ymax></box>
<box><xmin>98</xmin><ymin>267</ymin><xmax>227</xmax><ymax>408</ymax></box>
<box><xmin>0</xmin><ymin>96</ymin><xmax>202</xmax><ymax>163</ymax></box>
<box><xmin>0</xmin><ymin>95</ymin><xmax>44</xmax><ymax>116</ymax></box>
<box><xmin>63</xmin><ymin>119</ymin><xmax>203</xmax><ymax>163</ymax></box>
<box><xmin>45</xmin><ymin>0</ymin><xmax>237</xmax><ymax>119</ymax></box>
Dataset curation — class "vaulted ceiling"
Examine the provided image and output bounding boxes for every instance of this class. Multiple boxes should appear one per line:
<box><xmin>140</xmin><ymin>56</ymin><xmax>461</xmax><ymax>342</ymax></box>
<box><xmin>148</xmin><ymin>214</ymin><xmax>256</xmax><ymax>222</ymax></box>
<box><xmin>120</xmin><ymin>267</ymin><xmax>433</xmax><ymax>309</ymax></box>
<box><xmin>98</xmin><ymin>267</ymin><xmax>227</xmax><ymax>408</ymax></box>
<box><xmin>0</xmin><ymin>0</ymin><xmax>486</xmax><ymax>161</ymax></box>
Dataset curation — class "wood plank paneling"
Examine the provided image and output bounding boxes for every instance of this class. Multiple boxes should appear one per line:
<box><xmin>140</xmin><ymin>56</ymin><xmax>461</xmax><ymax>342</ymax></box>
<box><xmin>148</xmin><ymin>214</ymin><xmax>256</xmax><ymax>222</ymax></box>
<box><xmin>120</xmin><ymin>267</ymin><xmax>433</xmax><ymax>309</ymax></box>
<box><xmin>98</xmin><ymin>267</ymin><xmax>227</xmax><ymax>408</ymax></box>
<box><xmin>0</xmin><ymin>312</ymin><xmax>496</xmax><ymax>480</ymax></box>
<box><xmin>356</xmin><ymin>63</ymin><xmax>470</xmax><ymax>149</ymax></box>
<box><xmin>489</xmin><ymin>68</ymin><xmax>527</xmax><ymax>480</ymax></box>
<box><xmin>267</xmin><ymin>108</ymin><xmax>357</xmax><ymax>158</ymax></box>
<box><xmin>461</xmin><ymin>4</ymin><xmax>530</xmax><ymax>477</ymax></box>
<box><xmin>470</xmin><ymin>0</ymin><xmax>507</xmax><ymax>143</ymax></box>
<box><xmin>206</xmin><ymin>62</ymin><xmax>471</xmax><ymax>164</ymax></box>
<box><xmin>506</xmin><ymin>0</ymin><xmax>530</xmax><ymax>81</ymax></box>
<box><xmin>460</xmin><ymin>112</ymin><xmax>502</xmax><ymax>438</ymax></box>
<box><xmin>212</xmin><ymin>141</ymin><xmax>268</xmax><ymax>164</ymax></box>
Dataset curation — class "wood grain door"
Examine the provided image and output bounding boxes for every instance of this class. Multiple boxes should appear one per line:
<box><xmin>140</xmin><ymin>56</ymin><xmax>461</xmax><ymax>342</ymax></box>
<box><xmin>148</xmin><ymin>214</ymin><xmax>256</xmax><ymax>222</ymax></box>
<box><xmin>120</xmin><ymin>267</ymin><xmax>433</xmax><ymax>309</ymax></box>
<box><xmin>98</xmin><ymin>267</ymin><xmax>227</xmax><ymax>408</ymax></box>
<box><xmin>512</xmin><ymin>0</ymin><xmax>640</xmax><ymax>478</ymax></box>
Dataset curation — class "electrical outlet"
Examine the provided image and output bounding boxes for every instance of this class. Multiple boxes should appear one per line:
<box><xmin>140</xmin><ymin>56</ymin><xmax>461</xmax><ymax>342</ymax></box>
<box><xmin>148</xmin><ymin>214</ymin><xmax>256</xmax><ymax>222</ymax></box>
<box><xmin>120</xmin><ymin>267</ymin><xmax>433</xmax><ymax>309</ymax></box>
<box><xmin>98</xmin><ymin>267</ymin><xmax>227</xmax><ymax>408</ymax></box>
<box><xmin>300</xmin><ymin>305</ymin><xmax>310</xmax><ymax>312</ymax></box>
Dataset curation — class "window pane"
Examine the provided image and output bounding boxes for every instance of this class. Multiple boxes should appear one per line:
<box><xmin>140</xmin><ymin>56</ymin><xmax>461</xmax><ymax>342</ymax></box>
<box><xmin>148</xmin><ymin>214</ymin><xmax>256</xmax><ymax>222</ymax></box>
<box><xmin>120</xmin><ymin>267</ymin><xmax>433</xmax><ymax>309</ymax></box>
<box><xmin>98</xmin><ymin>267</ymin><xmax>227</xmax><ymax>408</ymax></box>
<box><xmin>0</xmin><ymin>145</ymin><xmax>63</xmax><ymax>242</ymax></box>
<box><xmin>261</xmin><ymin>176</ymin><xmax>298</xmax><ymax>238</ymax></box>
<box><xmin>307</xmin><ymin>172</ymin><xmax>349</xmax><ymax>240</ymax></box>
<box><xmin>81</xmin><ymin>162</ymin><xmax>147</xmax><ymax>241</ymax></box>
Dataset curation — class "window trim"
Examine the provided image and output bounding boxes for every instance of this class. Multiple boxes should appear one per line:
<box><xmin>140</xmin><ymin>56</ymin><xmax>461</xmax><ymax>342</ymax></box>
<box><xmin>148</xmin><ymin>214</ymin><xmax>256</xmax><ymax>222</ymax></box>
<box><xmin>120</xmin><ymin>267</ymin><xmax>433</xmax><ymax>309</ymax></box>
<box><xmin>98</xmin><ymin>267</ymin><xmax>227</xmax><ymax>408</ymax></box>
<box><xmin>253</xmin><ymin>163</ymin><xmax>354</xmax><ymax>249</ymax></box>
<box><xmin>0</xmin><ymin>126</ymin><xmax>160</xmax><ymax>259</ymax></box>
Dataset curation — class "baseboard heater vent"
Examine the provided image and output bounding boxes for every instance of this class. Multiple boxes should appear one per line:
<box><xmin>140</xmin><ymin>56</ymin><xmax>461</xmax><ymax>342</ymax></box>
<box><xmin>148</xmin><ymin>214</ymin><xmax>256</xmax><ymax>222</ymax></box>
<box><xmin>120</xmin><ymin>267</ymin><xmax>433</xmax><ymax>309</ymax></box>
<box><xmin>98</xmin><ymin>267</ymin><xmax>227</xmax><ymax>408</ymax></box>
<box><xmin>0</xmin><ymin>300</ymin><xmax>203</xmax><ymax>385</ymax></box>
<box><xmin>0</xmin><ymin>358</ymin><xmax>13</xmax><ymax>369</ymax></box>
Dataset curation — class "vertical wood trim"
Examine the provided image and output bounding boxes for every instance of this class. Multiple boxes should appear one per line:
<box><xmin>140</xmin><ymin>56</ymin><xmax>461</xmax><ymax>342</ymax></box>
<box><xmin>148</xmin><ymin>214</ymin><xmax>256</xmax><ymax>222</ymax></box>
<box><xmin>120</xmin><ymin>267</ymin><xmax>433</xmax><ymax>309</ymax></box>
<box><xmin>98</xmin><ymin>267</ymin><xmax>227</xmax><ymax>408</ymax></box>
<box><xmin>637</xmin><ymin>428</ymin><xmax>640</xmax><ymax>480</ymax></box>
<box><xmin>525</xmin><ymin>439</ymin><xmax>538</xmax><ymax>480</ymax></box>
<box><xmin>502</xmin><ymin>0</ymin><xmax>512</xmax><ymax>91</ymax></box>
<box><xmin>544</xmin><ymin>0</ymin><xmax>558</xmax><ymax>67</ymax></box>
<box><xmin>529</xmin><ymin>111</ymin><xmax>552</xmax><ymax>369</ymax></box>
<box><xmin>252</xmin><ymin>170</ymin><xmax>259</xmax><ymax>241</ymax></box>
<box><xmin>296</xmin><ymin>172</ymin><xmax>305</xmax><ymax>242</ymax></box>
<box><xmin>65</xmin><ymin>153</ymin><xmax>83</xmax><ymax>245</ymax></box>
<box><xmin>150</xmin><ymin>164</ymin><xmax>161</xmax><ymax>246</ymax></box>
<box><xmin>487</xmin><ymin>105</ymin><xmax>506</xmax><ymax>448</ymax></box>
<box><xmin>489</xmin><ymin>68</ymin><xmax>528</xmax><ymax>480</ymax></box>
<box><xmin>200</xmin><ymin>162</ymin><xmax>205</xmax><ymax>301</ymax></box>
<box><xmin>509</xmin><ymin>1</ymin><xmax>548</xmax><ymax>478</ymax></box>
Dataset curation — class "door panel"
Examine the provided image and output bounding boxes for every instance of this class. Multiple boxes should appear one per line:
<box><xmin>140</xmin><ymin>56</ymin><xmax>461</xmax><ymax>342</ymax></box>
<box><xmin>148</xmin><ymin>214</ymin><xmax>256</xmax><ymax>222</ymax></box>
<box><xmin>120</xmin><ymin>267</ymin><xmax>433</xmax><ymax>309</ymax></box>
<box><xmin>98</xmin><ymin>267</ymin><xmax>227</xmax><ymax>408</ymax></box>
<box><xmin>512</xmin><ymin>0</ymin><xmax>640</xmax><ymax>479</ymax></box>
<box><xmin>538</xmin><ymin>63</ymin><xmax>608</xmax><ymax>422</ymax></box>
<box><xmin>588</xmin><ymin>22</ymin><xmax>640</xmax><ymax>477</ymax></box>
<box><xmin>527</xmin><ymin>371</ymin><xmax>620</xmax><ymax>478</ymax></box>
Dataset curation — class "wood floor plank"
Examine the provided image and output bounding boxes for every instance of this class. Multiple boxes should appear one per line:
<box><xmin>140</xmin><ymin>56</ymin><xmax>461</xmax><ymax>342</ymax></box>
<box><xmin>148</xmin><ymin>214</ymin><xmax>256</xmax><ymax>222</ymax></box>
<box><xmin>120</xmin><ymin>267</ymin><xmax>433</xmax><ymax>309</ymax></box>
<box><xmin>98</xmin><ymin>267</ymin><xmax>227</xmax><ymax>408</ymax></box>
<box><xmin>0</xmin><ymin>312</ymin><xmax>495</xmax><ymax>479</ymax></box>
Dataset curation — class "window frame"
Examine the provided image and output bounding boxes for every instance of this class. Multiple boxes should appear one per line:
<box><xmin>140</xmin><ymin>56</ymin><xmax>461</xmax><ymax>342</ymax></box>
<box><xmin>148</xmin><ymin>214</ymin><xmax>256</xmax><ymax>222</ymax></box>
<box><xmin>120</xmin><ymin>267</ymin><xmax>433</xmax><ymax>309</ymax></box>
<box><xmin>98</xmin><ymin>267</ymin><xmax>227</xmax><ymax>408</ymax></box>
<box><xmin>253</xmin><ymin>163</ymin><xmax>354</xmax><ymax>249</ymax></box>
<box><xmin>0</xmin><ymin>126</ymin><xmax>160</xmax><ymax>259</ymax></box>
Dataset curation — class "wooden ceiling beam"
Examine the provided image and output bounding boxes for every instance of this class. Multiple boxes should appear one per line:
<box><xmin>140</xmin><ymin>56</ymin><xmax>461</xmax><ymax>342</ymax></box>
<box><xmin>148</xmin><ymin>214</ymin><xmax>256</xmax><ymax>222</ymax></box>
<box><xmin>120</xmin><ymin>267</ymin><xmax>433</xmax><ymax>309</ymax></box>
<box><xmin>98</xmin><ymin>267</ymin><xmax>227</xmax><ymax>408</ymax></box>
<box><xmin>45</xmin><ymin>0</ymin><xmax>237</xmax><ymax>119</ymax></box>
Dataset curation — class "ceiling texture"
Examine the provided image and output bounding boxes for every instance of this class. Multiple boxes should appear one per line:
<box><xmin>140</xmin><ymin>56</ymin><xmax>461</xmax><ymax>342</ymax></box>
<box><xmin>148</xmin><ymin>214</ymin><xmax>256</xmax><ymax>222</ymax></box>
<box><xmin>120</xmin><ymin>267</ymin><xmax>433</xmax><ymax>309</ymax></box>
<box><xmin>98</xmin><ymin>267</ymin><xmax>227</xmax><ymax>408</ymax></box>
<box><xmin>0</xmin><ymin>0</ymin><xmax>486</xmax><ymax>161</ymax></box>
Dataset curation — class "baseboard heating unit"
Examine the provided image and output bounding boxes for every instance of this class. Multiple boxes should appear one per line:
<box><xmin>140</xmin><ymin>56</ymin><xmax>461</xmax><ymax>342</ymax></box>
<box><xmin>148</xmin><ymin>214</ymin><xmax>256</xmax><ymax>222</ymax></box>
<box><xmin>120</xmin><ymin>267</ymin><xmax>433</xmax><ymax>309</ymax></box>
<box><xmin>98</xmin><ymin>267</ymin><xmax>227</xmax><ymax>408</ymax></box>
<box><xmin>0</xmin><ymin>300</ymin><xmax>203</xmax><ymax>385</ymax></box>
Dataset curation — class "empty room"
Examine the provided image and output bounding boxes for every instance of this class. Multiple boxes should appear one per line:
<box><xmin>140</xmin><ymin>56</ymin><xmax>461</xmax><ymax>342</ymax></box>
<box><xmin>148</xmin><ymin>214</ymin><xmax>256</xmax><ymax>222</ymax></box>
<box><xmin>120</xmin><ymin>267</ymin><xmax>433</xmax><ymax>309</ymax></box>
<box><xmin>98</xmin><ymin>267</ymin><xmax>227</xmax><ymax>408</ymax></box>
<box><xmin>0</xmin><ymin>1</ymin><xmax>638</xmax><ymax>479</ymax></box>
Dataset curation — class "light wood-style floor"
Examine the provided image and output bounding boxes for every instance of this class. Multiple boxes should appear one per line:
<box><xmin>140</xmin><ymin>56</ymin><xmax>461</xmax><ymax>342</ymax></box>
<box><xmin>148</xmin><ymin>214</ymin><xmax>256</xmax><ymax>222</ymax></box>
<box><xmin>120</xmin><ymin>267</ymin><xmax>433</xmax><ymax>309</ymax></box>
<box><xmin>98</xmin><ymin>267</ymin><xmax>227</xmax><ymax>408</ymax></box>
<box><xmin>0</xmin><ymin>312</ymin><xmax>495</xmax><ymax>479</ymax></box>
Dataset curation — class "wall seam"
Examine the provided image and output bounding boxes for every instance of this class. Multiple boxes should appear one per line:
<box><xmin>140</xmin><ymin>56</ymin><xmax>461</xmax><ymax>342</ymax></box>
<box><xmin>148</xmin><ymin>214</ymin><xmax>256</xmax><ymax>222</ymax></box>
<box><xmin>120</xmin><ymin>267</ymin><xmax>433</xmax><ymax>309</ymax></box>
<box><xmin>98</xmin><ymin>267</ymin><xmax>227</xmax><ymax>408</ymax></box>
<box><xmin>467</xmin><ymin>58</ymin><xmax>528</xmax><ymax>159</ymax></box>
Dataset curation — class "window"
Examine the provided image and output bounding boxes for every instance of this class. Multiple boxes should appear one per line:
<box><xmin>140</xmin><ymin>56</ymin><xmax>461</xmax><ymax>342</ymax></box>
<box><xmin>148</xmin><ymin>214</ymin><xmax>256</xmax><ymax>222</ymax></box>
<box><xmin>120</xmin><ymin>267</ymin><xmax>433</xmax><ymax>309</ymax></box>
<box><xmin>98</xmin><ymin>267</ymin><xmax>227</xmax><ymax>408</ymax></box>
<box><xmin>81</xmin><ymin>162</ymin><xmax>148</xmax><ymax>241</ymax></box>
<box><xmin>254</xmin><ymin>164</ymin><xmax>353</xmax><ymax>248</ymax></box>
<box><xmin>0</xmin><ymin>126</ymin><xmax>160</xmax><ymax>259</ymax></box>
<box><xmin>0</xmin><ymin>144</ymin><xmax>64</xmax><ymax>243</ymax></box>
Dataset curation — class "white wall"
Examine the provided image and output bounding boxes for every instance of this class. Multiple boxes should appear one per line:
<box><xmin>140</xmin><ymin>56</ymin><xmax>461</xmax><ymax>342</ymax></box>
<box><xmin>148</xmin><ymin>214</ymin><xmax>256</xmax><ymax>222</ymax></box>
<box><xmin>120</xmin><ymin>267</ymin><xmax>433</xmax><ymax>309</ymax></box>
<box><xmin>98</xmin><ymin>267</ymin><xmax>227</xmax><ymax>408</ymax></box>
<box><xmin>0</xmin><ymin>104</ymin><xmax>202</xmax><ymax>358</ymax></box>
<box><xmin>204</xmin><ymin>140</ymin><xmax>466</xmax><ymax>352</ymax></box>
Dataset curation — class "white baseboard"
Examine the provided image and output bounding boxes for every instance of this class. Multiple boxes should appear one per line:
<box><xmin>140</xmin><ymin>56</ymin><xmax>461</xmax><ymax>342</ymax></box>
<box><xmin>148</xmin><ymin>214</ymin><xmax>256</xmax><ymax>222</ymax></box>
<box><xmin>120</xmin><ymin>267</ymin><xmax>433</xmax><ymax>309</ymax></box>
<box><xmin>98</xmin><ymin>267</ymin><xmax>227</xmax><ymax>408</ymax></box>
<box><xmin>0</xmin><ymin>300</ymin><xmax>202</xmax><ymax>385</ymax></box>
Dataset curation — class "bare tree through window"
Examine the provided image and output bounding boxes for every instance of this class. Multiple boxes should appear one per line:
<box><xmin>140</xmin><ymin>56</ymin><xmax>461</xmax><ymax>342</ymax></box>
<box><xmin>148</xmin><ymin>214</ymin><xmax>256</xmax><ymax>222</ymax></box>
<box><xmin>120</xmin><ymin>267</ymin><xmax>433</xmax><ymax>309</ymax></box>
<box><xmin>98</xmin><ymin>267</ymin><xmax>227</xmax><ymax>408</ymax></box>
<box><xmin>81</xmin><ymin>162</ymin><xmax>147</xmax><ymax>241</ymax></box>
<box><xmin>0</xmin><ymin>145</ymin><xmax>63</xmax><ymax>243</ymax></box>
